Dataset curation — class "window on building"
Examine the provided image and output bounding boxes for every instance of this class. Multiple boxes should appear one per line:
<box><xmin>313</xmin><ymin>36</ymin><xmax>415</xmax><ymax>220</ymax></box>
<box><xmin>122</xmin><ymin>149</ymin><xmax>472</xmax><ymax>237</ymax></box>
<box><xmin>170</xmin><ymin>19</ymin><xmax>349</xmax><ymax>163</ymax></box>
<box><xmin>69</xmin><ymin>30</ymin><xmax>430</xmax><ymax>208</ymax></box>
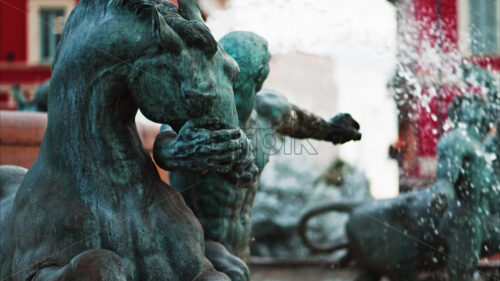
<box><xmin>40</xmin><ymin>9</ymin><xmax>65</xmax><ymax>63</ymax></box>
<box><xmin>469</xmin><ymin>0</ymin><xmax>499</xmax><ymax>55</ymax></box>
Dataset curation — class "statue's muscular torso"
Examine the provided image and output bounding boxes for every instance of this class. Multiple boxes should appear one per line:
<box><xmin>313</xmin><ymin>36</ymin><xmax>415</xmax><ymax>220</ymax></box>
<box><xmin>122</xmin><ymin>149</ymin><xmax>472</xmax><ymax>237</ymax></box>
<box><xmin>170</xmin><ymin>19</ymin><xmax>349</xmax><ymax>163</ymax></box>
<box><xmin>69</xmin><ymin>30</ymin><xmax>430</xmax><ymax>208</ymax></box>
<box><xmin>169</xmin><ymin>91</ymin><xmax>290</xmax><ymax>260</ymax></box>
<box><xmin>166</xmin><ymin>89</ymin><xmax>361</xmax><ymax>261</ymax></box>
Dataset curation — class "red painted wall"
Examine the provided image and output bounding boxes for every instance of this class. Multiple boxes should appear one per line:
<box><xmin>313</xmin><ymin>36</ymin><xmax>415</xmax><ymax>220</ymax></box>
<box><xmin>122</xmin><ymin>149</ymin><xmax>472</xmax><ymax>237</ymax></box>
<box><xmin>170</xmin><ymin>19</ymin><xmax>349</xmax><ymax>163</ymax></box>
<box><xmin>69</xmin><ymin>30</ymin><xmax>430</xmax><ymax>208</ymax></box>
<box><xmin>0</xmin><ymin>0</ymin><xmax>27</xmax><ymax>62</ymax></box>
<box><xmin>0</xmin><ymin>65</ymin><xmax>51</xmax><ymax>84</ymax></box>
<box><xmin>414</xmin><ymin>0</ymin><xmax>438</xmax><ymax>53</ymax></box>
<box><xmin>440</xmin><ymin>0</ymin><xmax>458</xmax><ymax>52</ymax></box>
<box><xmin>413</xmin><ymin>0</ymin><xmax>458</xmax><ymax>52</ymax></box>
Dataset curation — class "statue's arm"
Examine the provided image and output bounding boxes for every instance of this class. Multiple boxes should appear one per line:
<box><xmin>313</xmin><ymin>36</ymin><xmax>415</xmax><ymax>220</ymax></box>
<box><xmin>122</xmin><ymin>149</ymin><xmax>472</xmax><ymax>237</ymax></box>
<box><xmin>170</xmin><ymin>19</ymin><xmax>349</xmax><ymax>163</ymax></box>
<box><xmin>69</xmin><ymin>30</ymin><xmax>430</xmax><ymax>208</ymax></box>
<box><xmin>153</xmin><ymin>119</ymin><xmax>258</xmax><ymax>186</ymax></box>
<box><xmin>153</xmin><ymin>120</ymin><xmax>241</xmax><ymax>173</ymax></box>
<box><xmin>255</xmin><ymin>90</ymin><xmax>361</xmax><ymax>144</ymax></box>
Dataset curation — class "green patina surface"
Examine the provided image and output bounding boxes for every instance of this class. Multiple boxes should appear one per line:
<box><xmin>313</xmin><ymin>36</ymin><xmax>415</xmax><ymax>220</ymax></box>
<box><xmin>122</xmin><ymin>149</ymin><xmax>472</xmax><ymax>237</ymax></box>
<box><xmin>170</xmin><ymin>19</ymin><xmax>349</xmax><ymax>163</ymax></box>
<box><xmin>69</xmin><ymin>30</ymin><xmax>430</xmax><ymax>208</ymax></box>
<box><xmin>0</xmin><ymin>1</ymin><xmax>256</xmax><ymax>280</ymax></box>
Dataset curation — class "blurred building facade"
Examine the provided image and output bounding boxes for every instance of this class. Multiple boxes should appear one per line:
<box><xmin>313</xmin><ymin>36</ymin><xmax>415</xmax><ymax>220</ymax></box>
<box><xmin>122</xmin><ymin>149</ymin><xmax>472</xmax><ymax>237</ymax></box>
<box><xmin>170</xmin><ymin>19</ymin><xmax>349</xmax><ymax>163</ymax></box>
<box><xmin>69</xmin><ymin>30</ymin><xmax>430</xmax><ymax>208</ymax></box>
<box><xmin>0</xmin><ymin>0</ymin><xmax>76</xmax><ymax>109</ymax></box>
<box><xmin>388</xmin><ymin>0</ymin><xmax>499</xmax><ymax>191</ymax></box>
<box><xmin>0</xmin><ymin>0</ymin><xmax>227</xmax><ymax>110</ymax></box>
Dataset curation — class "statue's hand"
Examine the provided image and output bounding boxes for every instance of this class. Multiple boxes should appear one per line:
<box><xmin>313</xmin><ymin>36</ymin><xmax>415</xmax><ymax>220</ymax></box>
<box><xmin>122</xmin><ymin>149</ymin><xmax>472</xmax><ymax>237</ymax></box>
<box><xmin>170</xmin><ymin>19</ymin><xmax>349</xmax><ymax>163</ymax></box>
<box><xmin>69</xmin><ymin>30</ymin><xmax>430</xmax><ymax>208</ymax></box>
<box><xmin>153</xmin><ymin>119</ymin><xmax>246</xmax><ymax>174</ymax></box>
<box><xmin>219</xmin><ymin>132</ymin><xmax>259</xmax><ymax>187</ymax></box>
<box><xmin>328</xmin><ymin>113</ymin><xmax>361</xmax><ymax>144</ymax></box>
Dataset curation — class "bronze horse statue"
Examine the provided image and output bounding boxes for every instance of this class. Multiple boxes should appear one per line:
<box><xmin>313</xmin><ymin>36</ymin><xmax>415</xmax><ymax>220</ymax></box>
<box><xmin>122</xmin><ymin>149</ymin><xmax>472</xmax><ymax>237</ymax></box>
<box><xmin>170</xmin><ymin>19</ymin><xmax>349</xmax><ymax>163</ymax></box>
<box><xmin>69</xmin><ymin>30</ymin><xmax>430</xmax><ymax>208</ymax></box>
<box><xmin>0</xmin><ymin>0</ymin><xmax>257</xmax><ymax>280</ymax></box>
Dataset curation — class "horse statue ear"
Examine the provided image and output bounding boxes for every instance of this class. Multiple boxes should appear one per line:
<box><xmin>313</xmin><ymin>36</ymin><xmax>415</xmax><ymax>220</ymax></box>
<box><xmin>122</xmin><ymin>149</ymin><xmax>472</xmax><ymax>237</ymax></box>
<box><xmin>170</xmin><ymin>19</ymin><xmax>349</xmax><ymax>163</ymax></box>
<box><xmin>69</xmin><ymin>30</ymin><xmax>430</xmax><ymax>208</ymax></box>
<box><xmin>153</xmin><ymin>0</ymin><xmax>217</xmax><ymax>58</ymax></box>
<box><xmin>154</xmin><ymin>7</ymin><xmax>183</xmax><ymax>55</ymax></box>
<box><xmin>176</xmin><ymin>0</ymin><xmax>204</xmax><ymax>22</ymax></box>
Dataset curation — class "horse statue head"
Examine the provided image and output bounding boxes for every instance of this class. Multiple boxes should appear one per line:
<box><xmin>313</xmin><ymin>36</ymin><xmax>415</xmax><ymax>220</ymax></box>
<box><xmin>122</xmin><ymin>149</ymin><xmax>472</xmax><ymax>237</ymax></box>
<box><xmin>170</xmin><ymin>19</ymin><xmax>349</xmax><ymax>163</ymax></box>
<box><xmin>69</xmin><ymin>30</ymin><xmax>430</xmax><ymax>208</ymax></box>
<box><xmin>50</xmin><ymin>0</ymin><xmax>238</xmax><ymax>128</ymax></box>
<box><xmin>1</xmin><ymin>1</ymin><xmax>243</xmax><ymax>280</ymax></box>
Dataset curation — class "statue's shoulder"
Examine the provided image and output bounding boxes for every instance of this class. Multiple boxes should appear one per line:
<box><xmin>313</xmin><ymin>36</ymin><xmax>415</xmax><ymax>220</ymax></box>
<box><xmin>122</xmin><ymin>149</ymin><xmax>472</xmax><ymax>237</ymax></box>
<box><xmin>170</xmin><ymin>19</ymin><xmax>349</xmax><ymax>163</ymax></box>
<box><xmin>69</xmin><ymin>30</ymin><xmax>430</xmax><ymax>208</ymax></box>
<box><xmin>254</xmin><ymin>89</ymin><xmax>292</xmax><ymax>125</ymax></box>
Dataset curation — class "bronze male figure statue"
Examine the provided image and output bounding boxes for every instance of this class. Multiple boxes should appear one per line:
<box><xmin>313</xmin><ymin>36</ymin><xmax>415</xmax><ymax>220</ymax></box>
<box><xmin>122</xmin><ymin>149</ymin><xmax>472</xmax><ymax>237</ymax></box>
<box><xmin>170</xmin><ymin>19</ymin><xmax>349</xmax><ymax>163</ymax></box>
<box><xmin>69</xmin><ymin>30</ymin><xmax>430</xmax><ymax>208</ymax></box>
<box><xmin>155</xmin><ymin>31</ymin><xmax>361</xmax><ymax>271</ymax></box>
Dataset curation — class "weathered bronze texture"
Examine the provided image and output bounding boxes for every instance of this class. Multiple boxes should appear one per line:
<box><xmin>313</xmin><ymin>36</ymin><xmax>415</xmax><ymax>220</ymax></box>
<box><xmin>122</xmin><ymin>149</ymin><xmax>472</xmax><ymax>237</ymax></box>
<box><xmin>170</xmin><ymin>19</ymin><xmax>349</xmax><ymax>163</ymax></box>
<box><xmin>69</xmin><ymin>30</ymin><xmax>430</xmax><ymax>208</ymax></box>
<box><xmin>0</xmin><ymin>1</ymin><xmax>256</xmax><ymax>280</ymax></box>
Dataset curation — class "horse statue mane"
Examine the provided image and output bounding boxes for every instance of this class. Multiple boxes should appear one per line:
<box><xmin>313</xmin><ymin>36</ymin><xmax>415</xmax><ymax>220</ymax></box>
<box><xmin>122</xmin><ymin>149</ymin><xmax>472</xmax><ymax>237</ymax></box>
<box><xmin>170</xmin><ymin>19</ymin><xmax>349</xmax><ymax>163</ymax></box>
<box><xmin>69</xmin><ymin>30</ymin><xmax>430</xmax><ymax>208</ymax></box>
<box><xmin>53</xmin><ymin>0</ymin><xmax>217</xmax><ymax>68</ymax></box>
<box><xmin>0</xmin><ymin>0</ymin><xmax>242</xmax><ymax>280</ymax></box>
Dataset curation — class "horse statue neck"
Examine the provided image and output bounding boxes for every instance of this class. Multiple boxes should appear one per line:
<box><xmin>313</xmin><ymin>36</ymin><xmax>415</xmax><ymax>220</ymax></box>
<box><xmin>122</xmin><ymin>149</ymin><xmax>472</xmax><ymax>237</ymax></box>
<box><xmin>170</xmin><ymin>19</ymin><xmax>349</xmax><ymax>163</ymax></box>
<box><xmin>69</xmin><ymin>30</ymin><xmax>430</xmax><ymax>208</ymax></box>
<box><xmin>40</xmin><ymin>72</ymin><xmax>158</xmax><ymax>199</ymax></box>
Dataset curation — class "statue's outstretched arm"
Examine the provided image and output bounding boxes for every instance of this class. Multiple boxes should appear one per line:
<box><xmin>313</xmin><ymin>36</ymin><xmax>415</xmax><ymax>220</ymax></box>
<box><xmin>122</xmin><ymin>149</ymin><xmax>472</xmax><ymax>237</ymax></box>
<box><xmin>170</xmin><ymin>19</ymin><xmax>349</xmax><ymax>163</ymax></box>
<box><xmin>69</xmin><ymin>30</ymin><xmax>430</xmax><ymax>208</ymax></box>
<box><xmin>278</xmin><ymin>105</ymin><xmax>361</xmax><ymax>144</ymax></box>
<box><xmin>255</xmin><ymin>90</ymin><xmax>361</xmax><ymax>144</ymax></box>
